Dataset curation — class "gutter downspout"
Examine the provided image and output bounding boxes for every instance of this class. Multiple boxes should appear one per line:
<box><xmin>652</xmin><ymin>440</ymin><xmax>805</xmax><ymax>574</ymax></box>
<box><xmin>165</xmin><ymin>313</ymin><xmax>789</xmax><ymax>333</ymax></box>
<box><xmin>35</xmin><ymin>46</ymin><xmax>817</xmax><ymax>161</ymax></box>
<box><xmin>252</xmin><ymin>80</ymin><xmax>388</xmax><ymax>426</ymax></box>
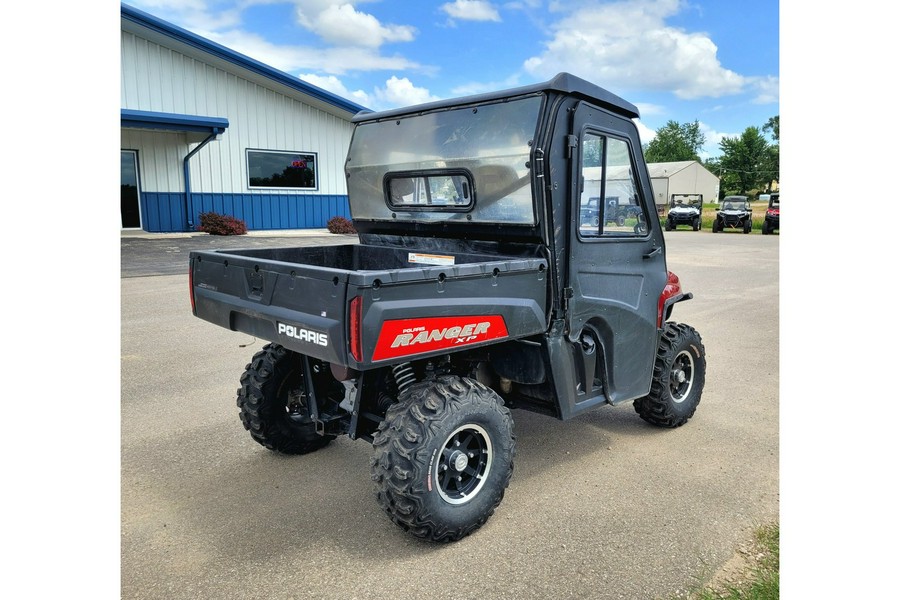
<box><xmin>183</xmin><ymin>128</ymin><xmax>223</xmax><ymax>230</ymax></box>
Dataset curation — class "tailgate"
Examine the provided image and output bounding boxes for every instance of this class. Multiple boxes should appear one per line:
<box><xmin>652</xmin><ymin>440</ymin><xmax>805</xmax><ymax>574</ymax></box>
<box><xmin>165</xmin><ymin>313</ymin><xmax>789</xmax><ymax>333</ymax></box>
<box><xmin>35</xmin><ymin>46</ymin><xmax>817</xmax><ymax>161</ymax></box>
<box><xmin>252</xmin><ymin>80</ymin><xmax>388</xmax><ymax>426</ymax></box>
<box><xmin>190</xmin><ymin>250</ymin><xmax>350</xmax><ymax>364</ymax></box>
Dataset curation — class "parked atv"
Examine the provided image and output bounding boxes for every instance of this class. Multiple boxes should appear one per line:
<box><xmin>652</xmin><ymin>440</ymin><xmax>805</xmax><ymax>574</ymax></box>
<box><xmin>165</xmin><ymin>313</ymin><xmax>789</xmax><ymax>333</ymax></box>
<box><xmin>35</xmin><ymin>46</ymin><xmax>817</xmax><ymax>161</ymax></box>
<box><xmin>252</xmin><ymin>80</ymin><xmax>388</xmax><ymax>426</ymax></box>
<box><xmin>665</xmin><ymin>194</ymin><xmax>703</xmax><ymax>231</ymax></box>
<box><xmin>761</xmin><ymin>193</ymin><xmax>779</xmax><ymax>234</ymax></box>
<box><xmin>712</xmin><ymin>195</ymin><xmax>752</xmax><ymax>233</ymax></box>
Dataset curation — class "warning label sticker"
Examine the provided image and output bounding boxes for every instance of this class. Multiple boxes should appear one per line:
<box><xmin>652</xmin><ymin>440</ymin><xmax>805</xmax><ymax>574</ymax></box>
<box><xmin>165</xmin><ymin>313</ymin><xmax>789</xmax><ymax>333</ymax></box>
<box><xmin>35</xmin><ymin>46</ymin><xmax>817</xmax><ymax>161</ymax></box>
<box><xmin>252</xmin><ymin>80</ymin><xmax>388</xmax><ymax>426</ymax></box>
<box><xmin>408</xmin><ymin>253</ymin><xmax>456</xmax><ymax>266</ymax></box>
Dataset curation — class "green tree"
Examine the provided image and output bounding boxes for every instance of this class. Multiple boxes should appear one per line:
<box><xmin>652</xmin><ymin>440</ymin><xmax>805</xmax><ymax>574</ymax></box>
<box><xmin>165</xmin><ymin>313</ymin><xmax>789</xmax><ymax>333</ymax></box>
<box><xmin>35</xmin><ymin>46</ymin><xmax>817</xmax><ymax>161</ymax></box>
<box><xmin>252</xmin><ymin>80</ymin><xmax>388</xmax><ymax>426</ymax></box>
<box><xmin>763</xmin><ymin>115</ymin><xmax>780</xmax><ymax>187</ymax></box>
<box><xmin>717</xmin><ymin>126</ymin><xmax>773</xmax><ymax>195</ymax></box>
<box><xmin>763</xmin><ymin>115</ymin><xmax>779</xmax><ymax>142</ymax></box>
<box><xmin>644</xmin><ymin>120</ymin><xmax>706</xmax><ymax>163</ymax></box>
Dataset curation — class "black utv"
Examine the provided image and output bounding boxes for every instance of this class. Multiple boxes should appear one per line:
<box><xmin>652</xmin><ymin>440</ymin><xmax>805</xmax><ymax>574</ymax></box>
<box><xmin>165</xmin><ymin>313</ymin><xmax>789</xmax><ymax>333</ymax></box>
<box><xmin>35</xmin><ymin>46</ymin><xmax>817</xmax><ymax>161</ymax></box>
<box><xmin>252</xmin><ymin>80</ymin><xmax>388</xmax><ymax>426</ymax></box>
<box><xmin>712</xmin><ymin>195</ymin><xmax>752</xmax><ymax>233</ymax></box>
<box><xmin>189</xmin><ymin>73</ymin><xmax>708</xmax><ymax>543</ymax></box>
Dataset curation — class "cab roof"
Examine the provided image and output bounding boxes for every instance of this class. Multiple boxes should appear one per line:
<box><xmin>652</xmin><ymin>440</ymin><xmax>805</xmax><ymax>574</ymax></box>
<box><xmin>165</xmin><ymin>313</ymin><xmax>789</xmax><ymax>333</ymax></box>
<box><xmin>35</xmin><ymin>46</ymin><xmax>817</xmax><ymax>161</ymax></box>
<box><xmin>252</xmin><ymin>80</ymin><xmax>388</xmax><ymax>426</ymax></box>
<box><xmin>352</xmin><ymin>72</ymin><xmax>640</xmax><ymax>123</ymax></box>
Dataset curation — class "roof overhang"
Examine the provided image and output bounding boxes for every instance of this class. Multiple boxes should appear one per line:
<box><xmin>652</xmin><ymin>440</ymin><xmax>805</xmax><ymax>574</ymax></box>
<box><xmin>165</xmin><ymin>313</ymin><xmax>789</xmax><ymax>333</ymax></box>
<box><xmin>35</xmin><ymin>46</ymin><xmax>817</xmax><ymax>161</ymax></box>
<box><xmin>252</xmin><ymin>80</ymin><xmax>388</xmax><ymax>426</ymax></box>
<box><xmin>121</xmin><ymin>109</ymin><xmax>229</xmax><ymax>135</ymax></box>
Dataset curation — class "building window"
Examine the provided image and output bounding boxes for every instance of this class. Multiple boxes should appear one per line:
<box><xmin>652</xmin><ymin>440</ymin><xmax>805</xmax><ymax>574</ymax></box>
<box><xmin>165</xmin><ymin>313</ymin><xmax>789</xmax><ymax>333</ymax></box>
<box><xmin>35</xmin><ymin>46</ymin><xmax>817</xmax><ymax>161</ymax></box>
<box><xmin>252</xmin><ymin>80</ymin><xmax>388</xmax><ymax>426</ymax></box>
<box><xmin>247</xmin><ymin>149</ymin><xmax>318</xmax><ymax>190</ymax></box>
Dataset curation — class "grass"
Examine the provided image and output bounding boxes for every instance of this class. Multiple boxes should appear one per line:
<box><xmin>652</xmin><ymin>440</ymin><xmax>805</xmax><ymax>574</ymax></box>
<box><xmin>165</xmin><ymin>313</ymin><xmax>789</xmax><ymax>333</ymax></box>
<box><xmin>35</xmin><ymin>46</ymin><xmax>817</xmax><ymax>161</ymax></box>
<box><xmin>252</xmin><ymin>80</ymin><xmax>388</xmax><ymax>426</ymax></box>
<box><xmin>678</xmin><ymin>522</ymin><xmax>779</xmax><ymax>600</ymax></box>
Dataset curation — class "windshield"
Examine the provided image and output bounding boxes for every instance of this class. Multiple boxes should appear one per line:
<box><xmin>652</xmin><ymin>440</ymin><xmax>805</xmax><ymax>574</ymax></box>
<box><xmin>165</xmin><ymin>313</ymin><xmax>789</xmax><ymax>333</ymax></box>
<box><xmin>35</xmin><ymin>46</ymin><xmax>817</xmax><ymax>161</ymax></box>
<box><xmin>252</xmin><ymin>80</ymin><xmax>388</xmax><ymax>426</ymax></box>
<box><xmin>346</xmin><ymin>95</ymin><xmax>542</xmax><ymax>224</ymax></box>
<box><xmin>671</xmin><ymin>196</ymin><xmax>701</xmax><ymax>208</ymax></box>
<box><xmin>722</xmin><ymin>197</ymin><xmax>747</xmax><ymax>210</ymax></box>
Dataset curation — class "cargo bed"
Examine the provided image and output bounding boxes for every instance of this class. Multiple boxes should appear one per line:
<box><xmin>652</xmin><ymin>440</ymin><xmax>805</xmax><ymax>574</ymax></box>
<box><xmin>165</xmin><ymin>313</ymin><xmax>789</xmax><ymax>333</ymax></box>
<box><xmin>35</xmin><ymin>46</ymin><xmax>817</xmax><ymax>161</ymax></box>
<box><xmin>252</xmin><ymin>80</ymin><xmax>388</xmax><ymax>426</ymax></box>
<box><xmin>190</xmin><ymin>243</ymin><xmax>549</xmax><ymax>369</ymax></box>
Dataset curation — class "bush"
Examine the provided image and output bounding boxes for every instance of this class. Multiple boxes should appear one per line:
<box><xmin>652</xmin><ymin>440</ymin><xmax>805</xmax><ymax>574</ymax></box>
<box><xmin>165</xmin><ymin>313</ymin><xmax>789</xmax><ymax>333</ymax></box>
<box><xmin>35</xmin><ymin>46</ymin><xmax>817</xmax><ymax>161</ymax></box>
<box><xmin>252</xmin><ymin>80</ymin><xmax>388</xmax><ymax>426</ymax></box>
<box><xmin>197</xmin><ymin>212</ymin><xmax>247</xmax><ymax>236</ymax></box>
<box><xmin>327</xmin><ymin>216</ymin><xmax>357</xmax><ymax>234</ymax></box>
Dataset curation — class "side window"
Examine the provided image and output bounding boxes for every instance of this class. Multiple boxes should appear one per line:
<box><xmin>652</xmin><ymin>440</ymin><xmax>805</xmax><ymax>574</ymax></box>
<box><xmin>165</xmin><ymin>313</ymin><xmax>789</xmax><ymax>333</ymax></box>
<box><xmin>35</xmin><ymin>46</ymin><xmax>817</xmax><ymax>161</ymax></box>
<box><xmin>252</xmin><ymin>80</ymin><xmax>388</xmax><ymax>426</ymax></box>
<box><xmin>578</xmin><ymin>133</ymin><xmax>648</xmax><ymax>238</ymax></box>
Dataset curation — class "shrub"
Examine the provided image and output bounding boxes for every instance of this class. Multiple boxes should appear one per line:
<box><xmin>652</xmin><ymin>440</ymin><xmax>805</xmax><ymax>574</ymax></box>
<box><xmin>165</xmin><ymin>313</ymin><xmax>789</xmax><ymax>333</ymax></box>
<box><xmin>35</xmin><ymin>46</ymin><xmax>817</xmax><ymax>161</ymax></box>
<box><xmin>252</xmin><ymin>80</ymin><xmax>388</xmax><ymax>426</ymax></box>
<box><xmin>327</xmin><ymin>216</ymin><xmax>357</xmax><ymax>234</ymax></box>
<box><xmin>197</xmin><ymin>212</ymin><xmax>247</xmax><ymax>236</ymax></box>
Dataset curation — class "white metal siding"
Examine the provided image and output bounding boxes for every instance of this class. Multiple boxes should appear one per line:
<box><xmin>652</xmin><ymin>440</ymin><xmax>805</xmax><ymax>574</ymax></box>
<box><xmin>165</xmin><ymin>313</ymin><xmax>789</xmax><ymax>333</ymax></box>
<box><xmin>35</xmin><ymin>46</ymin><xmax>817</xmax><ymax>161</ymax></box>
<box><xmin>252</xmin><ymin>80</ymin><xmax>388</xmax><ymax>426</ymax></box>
<box><xmin>120</xmin><ymin>128</ymin><xmax>187</xmax><ymax>192</ymax></box>
<box><xmin>121</xmin><ymin>30</ymin><xmax>355</xmax><ymax>196</ymax></box>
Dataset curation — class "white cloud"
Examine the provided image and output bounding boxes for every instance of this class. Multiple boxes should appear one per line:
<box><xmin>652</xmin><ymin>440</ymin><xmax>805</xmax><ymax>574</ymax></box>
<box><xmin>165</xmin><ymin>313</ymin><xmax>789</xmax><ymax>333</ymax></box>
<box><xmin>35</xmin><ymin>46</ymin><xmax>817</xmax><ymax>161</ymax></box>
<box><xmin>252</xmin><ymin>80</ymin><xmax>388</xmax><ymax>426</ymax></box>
<box><xmin>295</xmin><ymin>1</ymin><xmax>416</xmax><ymax>47</ymax></box>
<box><xmin>750</xmin><ymin>75</ymin><xmax>779</xmax><ymax>105</ymax></box>
<box><xmin>634</xmin><ymin>102</ymin><xmax>666</xmax><ymax>117</ymax></box>
<box><xmin>441</xmin><ymin>0</ymin><xmax>502</xmax><ymax>22</ymax></box>
<box><xmin>523</xmin><ymin>0</ymin><xmax>746</xmax><ymax>99</ymax></box>
<box><xmin>202</xmin><ymin>29</ymin><xmax>424</xmax><ymax>75</ymax></box>
<box><xmin>373</xmin><ymin>76</ymin><xmax>441</xmax><ymax>109</ymax></box>
<box><xmin>450</xmin><ymin>74</ymin><xmax>523</xmax><ymax>96</ymax></box>
<box><xmin>633</xmin><ymin>119</ymin><xmax>656</xmax><ymax>147</ymax></box>
<box><xmin>298</xmin><ymin>73</ymin><xmax>371</xmax><ymax>105</ymax></box>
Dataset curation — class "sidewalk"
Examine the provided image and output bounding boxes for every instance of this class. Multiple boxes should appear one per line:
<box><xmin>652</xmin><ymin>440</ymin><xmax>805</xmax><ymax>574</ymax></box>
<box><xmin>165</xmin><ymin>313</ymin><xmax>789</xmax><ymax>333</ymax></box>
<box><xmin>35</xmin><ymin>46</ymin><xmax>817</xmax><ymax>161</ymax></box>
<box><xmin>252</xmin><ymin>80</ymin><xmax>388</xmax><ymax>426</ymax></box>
<box><xmin>121</xmin><ymin>228</ymin><xmax>330</xmax><ymax>239</ymax></box>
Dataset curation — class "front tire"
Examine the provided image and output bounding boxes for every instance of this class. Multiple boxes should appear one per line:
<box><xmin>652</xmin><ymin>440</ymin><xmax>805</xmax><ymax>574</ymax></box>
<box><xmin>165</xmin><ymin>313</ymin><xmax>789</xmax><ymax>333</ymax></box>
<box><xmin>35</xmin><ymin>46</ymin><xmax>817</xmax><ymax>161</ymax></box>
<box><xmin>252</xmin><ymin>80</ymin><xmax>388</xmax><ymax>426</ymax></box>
<box><xmin>236</xmin><ymin>343</ymin><xmax>335</xmax><ymax>454</ymax></box>
<box><xmin>634</xmin><ymin>323</ymin><xmax>706</xmax><ymax>428</ymax></box>
<box><xmin>692</xmin><ymin>217</ymin><xmax>700</xmax><ymax>231</ymax></box>
<box><xmin>744</xmin><ymin>219</ymin><xmax>752</xmax><ymax>233</ymax></box>
<box><xmin>371</xmin><ymin>375</ymin><xmax>515</xmax><ymax>542</ymax></box>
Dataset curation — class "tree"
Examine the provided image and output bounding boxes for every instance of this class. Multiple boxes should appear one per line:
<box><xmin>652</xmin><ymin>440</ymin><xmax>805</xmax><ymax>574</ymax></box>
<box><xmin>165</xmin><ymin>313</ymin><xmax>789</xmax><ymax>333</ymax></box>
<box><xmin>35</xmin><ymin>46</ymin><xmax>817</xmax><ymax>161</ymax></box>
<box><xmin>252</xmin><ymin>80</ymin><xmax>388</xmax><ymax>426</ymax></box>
<box><xmin>717</xmin><ymin>127</ymin><xmax>774</xmax><ymax>195</ymax></box>
<box><xmin>763</xmin><ymin>116</ymin><xmax>779</xmax><ymax>142</ymax></box>
<box><xmin>644</xmin><ymin>120</ymin><xmax>706</xmax><ymax>163</ymax></box>
<box><xmin>763</xmin><ymin>116</ymin><xmax>780</xmax><ymax>187</ymax></box>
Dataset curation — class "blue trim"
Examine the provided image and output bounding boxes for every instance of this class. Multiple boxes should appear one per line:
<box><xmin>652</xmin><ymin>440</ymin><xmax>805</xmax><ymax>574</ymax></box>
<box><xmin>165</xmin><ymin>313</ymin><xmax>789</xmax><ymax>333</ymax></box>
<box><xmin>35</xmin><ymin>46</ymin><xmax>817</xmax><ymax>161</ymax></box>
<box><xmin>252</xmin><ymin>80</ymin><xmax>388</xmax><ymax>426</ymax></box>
<box><xmin>121</xmin><ymin>109</ymin><xmax>229</xmax><ymax>134</ymax></box>
<box><xmin>139</xmin><ymin>192</ymin><xmax>351</xmax><ymax>233</ymax></box>
<box><xmin>121</xmin><ymin>3</ymin><xmax>369</xmax><ymax>116</ymax></box>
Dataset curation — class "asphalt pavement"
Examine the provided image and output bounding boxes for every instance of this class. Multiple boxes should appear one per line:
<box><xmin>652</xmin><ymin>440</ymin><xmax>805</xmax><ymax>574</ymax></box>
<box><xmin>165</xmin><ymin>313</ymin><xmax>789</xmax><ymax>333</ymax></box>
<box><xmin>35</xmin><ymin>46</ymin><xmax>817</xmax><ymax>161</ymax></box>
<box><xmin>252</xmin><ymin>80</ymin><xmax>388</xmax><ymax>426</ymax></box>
<box><xmin>120</xmin><ymin>229</ymin><xmax>779</xmax><ymax>600</ymax></box>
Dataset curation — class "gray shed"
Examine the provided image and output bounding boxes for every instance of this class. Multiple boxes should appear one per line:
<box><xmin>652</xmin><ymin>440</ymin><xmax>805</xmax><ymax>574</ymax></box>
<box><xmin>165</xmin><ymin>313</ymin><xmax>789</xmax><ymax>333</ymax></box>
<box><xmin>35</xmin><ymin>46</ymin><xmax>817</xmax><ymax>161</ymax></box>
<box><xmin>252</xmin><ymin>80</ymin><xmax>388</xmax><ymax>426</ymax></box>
<box><xmin>647</xmin><ymin>161</ymin><xmax>720</xmax><ymax>214</ymax></box>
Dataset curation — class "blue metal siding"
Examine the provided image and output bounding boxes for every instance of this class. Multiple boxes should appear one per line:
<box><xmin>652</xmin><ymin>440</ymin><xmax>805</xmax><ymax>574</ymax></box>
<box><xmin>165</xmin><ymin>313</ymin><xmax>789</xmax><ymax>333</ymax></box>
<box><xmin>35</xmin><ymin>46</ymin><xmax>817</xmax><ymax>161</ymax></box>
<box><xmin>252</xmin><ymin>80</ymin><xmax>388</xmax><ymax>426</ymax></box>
<box><xmin>140</xmin><ymin>192</ymin><xmax>351</xmax><ymax>232</ymax></box>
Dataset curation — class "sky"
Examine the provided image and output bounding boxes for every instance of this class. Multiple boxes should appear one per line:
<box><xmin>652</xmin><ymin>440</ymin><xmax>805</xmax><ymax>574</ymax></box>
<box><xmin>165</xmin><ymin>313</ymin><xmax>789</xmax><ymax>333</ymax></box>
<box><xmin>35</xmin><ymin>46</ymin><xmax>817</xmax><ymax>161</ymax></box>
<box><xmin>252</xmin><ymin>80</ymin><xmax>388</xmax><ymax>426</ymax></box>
<box><xmin>120</xmin><ymin>0</ymin><xmax>779</xmax><ymax>159</ymax></box>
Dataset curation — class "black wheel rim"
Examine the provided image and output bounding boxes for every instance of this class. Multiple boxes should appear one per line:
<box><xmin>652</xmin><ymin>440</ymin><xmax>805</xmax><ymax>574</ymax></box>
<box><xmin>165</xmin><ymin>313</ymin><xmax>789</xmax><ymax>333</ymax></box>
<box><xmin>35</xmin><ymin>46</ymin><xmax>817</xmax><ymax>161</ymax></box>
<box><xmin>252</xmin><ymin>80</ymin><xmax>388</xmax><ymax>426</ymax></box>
<box><xmin>669</xmin><ymin>349</ymin><xmax>695</xmax><ymax>403</ymax></box>
<box><xmin>435</xmin><ymin>424</ymin><xmax>492</xmax><ymax>505</ymax></box>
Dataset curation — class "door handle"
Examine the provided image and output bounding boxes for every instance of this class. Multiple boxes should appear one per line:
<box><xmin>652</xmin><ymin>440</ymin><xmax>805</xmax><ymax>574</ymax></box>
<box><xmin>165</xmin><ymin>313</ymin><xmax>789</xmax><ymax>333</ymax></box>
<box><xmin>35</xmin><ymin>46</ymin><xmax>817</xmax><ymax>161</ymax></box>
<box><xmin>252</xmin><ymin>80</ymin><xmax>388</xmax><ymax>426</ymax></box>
<box><xmin>643</xmin><ymin>246</ymin><xmax>661</xmax><ymax>259</ymax></box>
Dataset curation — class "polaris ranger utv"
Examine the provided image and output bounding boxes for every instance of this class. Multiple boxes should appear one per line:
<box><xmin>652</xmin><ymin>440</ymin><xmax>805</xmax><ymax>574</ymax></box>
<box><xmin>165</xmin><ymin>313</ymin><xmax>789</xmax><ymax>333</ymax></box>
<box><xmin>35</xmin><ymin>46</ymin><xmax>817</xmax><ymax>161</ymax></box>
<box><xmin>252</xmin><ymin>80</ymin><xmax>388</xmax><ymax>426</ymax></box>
<box><xmin>189</xmin><ymin>73</ymin><xmax>707</xmax><ymax>543</ymax></box>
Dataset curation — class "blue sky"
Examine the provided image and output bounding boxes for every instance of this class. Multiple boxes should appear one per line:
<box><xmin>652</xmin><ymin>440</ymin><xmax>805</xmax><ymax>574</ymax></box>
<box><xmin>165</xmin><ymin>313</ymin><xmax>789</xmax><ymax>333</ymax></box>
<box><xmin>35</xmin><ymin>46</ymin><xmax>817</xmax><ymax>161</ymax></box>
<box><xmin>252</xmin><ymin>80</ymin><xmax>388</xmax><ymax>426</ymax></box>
<box><xmin>121</xmin><ymin>0</ymin><xmax>779</xmax><ymax>159</ymax></box>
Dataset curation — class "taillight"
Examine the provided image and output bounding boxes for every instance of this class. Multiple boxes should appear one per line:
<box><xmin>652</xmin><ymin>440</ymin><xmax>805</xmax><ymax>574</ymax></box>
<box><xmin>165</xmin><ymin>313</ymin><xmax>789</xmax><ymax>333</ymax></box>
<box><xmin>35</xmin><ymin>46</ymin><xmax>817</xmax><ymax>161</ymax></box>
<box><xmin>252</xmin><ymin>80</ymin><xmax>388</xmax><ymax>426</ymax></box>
<box><xmin>349</xmin><ymin>296</ymin><xmax>363</xmax><ymax>363</ymax></box>
<box><xmin>657</xmin><ymin>271</ymin><xmax>682</xmax><ymax>327</ymax></box>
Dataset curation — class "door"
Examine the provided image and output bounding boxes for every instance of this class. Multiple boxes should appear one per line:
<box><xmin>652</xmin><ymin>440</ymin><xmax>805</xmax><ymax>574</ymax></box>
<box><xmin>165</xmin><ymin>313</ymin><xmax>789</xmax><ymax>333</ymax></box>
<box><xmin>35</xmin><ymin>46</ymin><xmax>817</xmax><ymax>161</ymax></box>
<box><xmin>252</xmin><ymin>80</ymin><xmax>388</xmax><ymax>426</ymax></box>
<box><xmin>566</xmin><ymin>101</ymin><xmax>667</xmax><ymax>404</ymax></box>
<box><xmin>121</xmin><ymin>150</ymin><xmax>141</xmax><ymax>229</ymax></box>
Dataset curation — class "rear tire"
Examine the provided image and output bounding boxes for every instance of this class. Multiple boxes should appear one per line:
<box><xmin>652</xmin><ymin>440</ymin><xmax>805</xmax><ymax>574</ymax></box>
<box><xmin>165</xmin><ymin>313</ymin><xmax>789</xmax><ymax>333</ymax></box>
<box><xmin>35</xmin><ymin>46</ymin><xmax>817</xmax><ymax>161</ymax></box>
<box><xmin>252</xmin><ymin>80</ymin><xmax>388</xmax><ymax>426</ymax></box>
<box><xmin>236</xmin><ymin>343</ymin><xmax>335</xmax><ymax>454</ymax></box>
<box><xmin>634</xmin><ymin>323</ymin><xmax>706</xmax><ymax>428</ymax></box>
<box><xmin>371</xmin><ymin>375</ymin><xmax>515</xmax><ymax>542</ymax></box>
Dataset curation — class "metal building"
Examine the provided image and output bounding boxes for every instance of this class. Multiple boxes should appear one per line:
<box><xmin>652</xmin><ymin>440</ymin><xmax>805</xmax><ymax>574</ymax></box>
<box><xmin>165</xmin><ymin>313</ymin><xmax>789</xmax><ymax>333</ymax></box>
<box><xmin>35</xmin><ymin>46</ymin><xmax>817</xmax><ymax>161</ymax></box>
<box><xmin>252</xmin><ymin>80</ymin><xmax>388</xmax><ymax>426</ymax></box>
<box><xmin>646</xmin><ymin>161</ymin><xmax>720</xmax><ymax>214</ymax></box>
<box><xmin>120</xmin><ymin>3</ymin><xmax>368</xmax><ymax>233</ymax></box>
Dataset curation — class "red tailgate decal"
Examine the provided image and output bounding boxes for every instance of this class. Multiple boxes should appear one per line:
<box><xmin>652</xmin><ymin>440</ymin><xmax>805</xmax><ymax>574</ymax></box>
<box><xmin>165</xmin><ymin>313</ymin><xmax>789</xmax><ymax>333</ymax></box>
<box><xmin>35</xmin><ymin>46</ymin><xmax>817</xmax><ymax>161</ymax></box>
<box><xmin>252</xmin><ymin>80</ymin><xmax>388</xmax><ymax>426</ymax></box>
<box><xmin>372</xmin><ymin>315</ymin><xmax>509</xmax><ymax>361</ymax></box>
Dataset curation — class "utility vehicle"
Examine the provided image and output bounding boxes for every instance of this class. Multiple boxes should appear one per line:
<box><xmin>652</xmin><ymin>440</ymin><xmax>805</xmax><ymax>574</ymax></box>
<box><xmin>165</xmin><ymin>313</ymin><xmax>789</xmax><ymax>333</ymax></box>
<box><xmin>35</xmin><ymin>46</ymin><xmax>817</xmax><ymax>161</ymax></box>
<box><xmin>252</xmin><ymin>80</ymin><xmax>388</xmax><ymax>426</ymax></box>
<box><xmin>762</xmin><ymin>192</ymin><xmax>779</xmax><ymax>234</ymax></box>
<box><xmin>712</xmin><ymin>195</ymin><xmax>752</xmax><ymax>233</ymax></box>
<box><xmin>665</xmin><ymin>193</ymin><xmax>703</xmax><ymax>231</ymax></box>
<box><xmin>189</xmin><ymin>73</ymin><xmax>707</xmax><ymax>543</ymax></box>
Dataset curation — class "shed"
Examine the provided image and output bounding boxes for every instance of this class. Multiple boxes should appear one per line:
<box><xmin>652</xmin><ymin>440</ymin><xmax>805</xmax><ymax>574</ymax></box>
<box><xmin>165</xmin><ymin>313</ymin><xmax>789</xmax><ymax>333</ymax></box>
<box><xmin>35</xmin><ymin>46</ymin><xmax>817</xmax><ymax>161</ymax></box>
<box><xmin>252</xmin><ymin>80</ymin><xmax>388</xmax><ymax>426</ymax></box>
<box><xmin>646</xmin><ymin>161</ymin><xmax>720</xmax><ymax>214</ymax></box>
<box><xmin>120</xmin><ymin>3</ymin><xmax>369</xmax><ymax>233</ymax></box>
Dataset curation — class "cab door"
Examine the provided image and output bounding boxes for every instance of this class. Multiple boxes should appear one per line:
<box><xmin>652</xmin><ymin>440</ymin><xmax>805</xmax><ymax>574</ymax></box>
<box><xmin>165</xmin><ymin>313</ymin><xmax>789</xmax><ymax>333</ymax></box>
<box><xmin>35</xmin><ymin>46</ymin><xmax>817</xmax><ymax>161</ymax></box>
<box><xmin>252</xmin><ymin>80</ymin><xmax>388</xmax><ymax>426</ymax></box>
<box><xmin>565</xmin><ymin>101</ymin><xmax>667</xmax><ymax>404</ymax></box>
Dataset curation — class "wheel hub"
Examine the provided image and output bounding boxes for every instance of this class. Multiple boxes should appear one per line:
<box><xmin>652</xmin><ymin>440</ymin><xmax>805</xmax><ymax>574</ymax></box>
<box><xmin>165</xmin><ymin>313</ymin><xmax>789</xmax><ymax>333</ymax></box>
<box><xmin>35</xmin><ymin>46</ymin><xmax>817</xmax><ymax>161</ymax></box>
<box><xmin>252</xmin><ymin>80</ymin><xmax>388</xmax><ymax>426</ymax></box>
<box><xmin>449</xmin><ymin>450</ymin><xmax>469</xmax><ymax>472</ymax></box>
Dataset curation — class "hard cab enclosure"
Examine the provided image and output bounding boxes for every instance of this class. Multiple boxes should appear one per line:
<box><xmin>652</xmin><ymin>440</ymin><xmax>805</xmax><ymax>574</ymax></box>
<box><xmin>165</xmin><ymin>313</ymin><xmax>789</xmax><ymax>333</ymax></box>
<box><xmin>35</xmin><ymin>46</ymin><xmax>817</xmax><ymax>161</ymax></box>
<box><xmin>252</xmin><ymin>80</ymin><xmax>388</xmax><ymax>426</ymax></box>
<box><xmin>189</xmin><ymin>73</ymin><xmax>705</xmax><ymax>542</ymax></box>
<box><xmin>192</xmin><ymin>73</ymin><xmax>679</xmax><ymax>419</ymax></box>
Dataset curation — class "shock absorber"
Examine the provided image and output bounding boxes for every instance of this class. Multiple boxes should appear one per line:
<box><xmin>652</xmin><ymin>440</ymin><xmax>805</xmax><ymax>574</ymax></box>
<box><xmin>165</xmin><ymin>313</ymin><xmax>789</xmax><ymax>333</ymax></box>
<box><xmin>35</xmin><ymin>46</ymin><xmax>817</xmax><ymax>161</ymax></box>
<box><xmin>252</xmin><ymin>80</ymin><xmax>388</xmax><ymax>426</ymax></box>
<box><xmin>392</xmin><ymin>362</ymin><xmax>417</xmax><ymax>398</ymax></box>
